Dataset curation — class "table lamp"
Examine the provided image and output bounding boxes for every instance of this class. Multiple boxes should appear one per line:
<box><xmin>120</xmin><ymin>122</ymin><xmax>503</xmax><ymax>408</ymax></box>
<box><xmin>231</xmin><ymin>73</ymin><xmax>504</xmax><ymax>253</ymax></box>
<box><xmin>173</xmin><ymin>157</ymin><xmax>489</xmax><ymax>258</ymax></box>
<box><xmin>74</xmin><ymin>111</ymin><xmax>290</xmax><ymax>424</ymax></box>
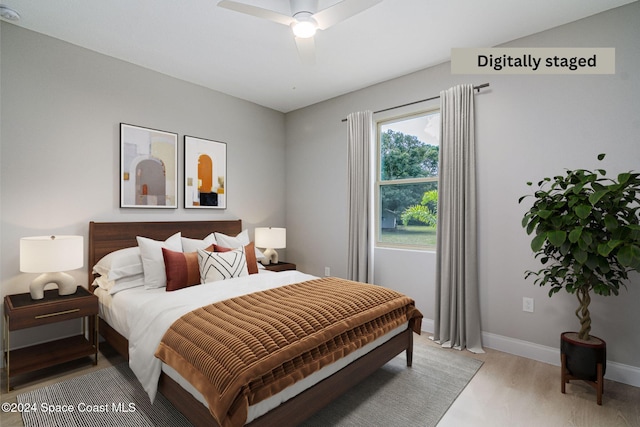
<box><xmin>254</xmin><ymin>227</ymin><xmax>286</xmax><ymax>265</ymax></box>
<box><xmin>20</xmin><ymin>235</ymin><xmax>84</xmax><ymax>300</ymax></box>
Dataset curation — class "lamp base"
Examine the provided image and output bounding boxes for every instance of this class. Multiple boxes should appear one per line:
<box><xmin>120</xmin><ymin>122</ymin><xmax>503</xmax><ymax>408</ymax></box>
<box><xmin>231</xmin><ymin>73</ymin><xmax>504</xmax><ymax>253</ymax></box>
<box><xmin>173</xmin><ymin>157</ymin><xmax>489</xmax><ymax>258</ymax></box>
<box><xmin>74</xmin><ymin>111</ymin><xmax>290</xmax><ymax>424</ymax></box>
<box><xmin>30</xmin><ymin>272</ymin><xmax>78</xmax><ymax>300</ymax></box>
<box><xmin>260</xmin><ymin>248</ymin><xmax>279</xmax><ymax>266</ymax></box>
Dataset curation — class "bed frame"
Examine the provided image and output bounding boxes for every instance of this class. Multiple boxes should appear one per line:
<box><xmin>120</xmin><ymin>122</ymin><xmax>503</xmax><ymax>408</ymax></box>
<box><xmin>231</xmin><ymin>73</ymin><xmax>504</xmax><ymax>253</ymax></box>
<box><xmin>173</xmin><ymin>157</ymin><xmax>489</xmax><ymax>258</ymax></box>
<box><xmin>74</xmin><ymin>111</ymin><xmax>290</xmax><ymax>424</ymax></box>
<box><xmin>88</xmin><ymin>220</ymin><xmax>415</xmax><ymax>427</ymax></box>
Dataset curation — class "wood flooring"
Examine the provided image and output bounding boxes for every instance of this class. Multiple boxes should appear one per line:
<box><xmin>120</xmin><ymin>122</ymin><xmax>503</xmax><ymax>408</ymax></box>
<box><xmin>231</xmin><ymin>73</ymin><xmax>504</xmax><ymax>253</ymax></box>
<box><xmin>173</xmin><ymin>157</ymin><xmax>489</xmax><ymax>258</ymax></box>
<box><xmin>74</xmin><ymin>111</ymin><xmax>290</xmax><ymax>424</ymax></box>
<box><xmin>1</xmin><ymin>335</ymin><xmax>638</xmax><ymax>426</ymax></box>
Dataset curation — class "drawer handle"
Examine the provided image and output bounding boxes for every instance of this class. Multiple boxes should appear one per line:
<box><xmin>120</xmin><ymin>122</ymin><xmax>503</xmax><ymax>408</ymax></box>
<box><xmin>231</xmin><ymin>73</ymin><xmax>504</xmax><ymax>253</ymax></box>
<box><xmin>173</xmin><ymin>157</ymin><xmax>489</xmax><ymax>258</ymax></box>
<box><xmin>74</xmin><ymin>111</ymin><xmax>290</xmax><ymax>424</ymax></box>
<box><xmin>35</xmin><ymin>309</ymin><xmax>80</xmax><ymax>319</ymax></box>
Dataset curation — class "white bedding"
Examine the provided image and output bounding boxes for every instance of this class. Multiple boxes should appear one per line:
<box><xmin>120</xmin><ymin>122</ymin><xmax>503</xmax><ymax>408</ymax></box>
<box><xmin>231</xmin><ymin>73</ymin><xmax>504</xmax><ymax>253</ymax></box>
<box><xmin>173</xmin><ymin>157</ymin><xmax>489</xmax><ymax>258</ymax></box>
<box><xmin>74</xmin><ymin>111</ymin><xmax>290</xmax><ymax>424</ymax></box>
<box><xmin>95</xmin><ymin>270</ymin><xmax>407</xmax><ymax>423</ymax></box>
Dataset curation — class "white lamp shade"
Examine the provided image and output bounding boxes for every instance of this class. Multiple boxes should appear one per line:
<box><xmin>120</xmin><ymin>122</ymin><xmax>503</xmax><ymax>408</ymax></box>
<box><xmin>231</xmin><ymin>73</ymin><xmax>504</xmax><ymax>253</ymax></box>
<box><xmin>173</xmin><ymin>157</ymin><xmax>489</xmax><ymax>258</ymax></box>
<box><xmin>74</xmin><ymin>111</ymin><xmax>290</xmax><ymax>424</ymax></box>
<box><xmin>254</xmin><ymin>228</ymin><xmax>286</xmax><ymax>249</ymax></box>
<box><xmin>20</xmin><ymin>235</ymin><xmax>84</xmax><ymax>273</ymax></box>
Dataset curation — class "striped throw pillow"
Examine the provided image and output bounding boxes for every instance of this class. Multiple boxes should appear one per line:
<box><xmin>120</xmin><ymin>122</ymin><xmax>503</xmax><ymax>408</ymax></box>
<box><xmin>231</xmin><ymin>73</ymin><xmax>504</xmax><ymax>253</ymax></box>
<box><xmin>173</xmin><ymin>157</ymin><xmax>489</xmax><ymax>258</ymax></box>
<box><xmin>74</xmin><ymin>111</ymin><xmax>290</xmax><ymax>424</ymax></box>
<box><xmin>198</xmin><ymin>247</ymin><xmax>248</xmax><ymax>283</ymax></box>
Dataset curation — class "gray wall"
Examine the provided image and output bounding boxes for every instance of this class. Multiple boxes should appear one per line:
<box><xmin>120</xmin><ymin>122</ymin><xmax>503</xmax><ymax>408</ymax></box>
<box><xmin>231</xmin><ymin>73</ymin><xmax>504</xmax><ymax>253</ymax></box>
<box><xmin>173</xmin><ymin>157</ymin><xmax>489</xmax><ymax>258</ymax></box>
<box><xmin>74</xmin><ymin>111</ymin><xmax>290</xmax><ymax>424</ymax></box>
<box><xmin>0</xmin><ymin>23</ymin><xmax>286</xmax><ymax>349</ymax></box>
<box><xmin>284</xmin><ymin>2</ymin><xmax>640</xmax><ymax>374</ymax></box>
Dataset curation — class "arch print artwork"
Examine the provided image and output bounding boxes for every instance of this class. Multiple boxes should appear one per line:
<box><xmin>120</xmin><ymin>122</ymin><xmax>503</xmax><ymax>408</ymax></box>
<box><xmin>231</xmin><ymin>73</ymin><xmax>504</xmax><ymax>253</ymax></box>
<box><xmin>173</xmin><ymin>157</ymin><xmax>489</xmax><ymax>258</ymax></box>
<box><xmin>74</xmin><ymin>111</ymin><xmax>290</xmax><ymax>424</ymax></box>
<box><xmin>184</xmin><ymin>135</ymin><xmax>227</xmax><ymax>209</ymax></box>
<box><xmin>120</xmin><ymin>123</ymin><xmax>178</xmax><ymax>208</ymax></box>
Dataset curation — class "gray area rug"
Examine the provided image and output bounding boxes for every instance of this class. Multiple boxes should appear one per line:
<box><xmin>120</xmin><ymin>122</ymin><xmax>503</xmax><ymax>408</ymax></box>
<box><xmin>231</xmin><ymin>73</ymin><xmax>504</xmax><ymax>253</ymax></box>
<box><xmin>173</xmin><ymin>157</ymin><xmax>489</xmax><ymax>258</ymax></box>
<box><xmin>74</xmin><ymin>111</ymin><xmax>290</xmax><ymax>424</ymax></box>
<box><xmin>18</xmin><ymin>341</ymin><xmax>482</xmax><ymax>427</ymax></box>
<box><xmin>301</xmin><ymin>341</ymin><xmax>483</xmax><ymax>427</ymax></box>
<box><xmin>17</xmin><ymin>363</ymin><xmax>192</xmax><ymax>427</ymax></box>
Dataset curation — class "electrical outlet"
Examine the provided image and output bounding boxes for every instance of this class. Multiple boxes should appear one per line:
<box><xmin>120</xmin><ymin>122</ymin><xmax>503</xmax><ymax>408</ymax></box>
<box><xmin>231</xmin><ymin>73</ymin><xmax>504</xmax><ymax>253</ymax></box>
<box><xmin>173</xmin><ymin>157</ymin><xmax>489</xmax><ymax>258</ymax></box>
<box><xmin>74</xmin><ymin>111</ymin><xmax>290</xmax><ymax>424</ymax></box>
<box><xmin>523</xmin><ymin>297</ymin><xmax>534</xmax><ymax>313</ymax></box>
<box><xmin>324</xmin><ymin>267</ymin><xmax>331</xmax><ymax>276</ymax></box>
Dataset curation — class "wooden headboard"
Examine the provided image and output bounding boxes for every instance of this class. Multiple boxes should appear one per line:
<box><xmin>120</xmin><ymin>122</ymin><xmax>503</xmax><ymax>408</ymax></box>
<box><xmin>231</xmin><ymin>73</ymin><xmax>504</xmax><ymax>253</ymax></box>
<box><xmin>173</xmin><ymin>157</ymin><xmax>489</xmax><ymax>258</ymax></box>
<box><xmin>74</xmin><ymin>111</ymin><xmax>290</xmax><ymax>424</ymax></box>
<box><xmin>88</xmin><ymin>220</ymin><xmax>242</xmax><ymax>285</ymax></box>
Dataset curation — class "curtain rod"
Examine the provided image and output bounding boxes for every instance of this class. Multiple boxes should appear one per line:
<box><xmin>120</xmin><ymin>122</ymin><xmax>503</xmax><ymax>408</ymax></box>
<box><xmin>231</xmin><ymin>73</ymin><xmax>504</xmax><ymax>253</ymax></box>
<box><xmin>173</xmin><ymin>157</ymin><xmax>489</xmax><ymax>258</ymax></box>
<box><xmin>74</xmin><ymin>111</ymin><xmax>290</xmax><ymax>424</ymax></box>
<box><xmin>340</xmin><ymin>82</ymin><xmax>490</xmax><ymax>122</ymax></box>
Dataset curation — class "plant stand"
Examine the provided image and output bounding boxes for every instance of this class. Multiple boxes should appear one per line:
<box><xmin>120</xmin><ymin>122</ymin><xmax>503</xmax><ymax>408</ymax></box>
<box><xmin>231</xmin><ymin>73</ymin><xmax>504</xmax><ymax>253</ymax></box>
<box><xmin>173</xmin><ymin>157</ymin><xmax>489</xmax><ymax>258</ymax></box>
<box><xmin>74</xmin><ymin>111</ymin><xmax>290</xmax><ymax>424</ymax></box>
<box><xmin>560</xmin><ymin>332</ymin><xmax>606</xmax><ymax>405</ymax></box>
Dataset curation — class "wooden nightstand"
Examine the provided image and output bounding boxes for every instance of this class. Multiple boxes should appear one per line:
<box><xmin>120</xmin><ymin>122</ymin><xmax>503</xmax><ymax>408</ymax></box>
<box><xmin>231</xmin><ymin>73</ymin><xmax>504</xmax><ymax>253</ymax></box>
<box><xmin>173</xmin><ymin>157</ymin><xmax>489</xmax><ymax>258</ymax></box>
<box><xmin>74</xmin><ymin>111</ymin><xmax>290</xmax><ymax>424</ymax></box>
<box><xmin>262</xmin><ymin>262</ymin><xmax>296</xmax><ymax>272</ymax></box>
<box><xmin>3</xmin><ymin>287</ymin><xmax>98</xmax><ymax>391</ymax></box>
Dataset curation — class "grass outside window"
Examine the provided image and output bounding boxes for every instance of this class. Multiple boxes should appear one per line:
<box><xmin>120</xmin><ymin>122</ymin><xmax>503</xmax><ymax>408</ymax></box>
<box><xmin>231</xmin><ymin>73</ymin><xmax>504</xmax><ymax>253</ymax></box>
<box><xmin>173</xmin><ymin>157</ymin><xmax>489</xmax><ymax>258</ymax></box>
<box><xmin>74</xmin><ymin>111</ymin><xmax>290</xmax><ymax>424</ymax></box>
<box><xmin>379</xmin><ymin>225</ymin><xmax>437</xmax><ymax>249</ymax></box>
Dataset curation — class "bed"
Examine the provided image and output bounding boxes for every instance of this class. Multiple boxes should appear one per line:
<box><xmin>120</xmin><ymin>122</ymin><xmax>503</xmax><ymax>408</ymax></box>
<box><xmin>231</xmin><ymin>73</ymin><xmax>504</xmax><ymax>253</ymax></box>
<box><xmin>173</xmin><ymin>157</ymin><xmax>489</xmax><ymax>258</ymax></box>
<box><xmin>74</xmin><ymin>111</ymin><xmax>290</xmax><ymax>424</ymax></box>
<box><xmin>88</xmin><ymin>220</ymin><xmax>421</xmax><ymax>427</ymax></box>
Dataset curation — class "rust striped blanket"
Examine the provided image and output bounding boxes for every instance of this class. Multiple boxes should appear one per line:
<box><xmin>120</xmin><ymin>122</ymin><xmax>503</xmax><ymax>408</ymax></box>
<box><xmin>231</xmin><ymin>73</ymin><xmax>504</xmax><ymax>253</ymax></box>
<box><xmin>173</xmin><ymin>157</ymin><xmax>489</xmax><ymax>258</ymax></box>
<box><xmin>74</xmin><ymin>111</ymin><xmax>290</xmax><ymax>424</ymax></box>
<box><xmin>155</xmin><ymin>277</ymin><xmax>422</xmax><ymax>427</ymax></box>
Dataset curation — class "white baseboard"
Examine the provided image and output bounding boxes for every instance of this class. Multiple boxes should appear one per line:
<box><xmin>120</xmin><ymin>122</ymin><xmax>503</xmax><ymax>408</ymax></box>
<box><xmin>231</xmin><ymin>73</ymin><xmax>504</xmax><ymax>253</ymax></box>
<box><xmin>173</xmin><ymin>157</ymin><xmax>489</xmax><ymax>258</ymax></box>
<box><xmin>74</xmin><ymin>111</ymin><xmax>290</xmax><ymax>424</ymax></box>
<box><xmin>421</xmin><ymin>322</ymin><xmax>640</xmax><ymax>388</ymax></box>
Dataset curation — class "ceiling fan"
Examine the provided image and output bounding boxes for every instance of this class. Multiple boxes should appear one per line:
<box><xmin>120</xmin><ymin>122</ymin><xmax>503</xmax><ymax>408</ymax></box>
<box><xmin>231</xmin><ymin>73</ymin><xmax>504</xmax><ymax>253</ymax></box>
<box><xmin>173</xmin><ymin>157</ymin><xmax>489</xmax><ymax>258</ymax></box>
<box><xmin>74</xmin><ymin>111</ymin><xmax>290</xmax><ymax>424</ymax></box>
<box><xmin>217</xmin><ymin>0</ymin><xmax>383</xmax><ymax>64</ymax></box>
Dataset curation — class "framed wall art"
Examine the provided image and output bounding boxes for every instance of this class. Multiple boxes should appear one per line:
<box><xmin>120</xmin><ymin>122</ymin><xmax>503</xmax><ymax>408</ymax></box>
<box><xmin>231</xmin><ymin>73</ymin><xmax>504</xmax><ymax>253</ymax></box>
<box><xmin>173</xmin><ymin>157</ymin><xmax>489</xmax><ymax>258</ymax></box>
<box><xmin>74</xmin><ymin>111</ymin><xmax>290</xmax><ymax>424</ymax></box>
<box><xmin>184</xmin><ymin>135</ymin><xmax>227</xmax><ymax>209</ymax></box>
<box><xmin>120</xmin><ymin>123</ymin><xmax>178</xmax><ymax>208</ymax></box>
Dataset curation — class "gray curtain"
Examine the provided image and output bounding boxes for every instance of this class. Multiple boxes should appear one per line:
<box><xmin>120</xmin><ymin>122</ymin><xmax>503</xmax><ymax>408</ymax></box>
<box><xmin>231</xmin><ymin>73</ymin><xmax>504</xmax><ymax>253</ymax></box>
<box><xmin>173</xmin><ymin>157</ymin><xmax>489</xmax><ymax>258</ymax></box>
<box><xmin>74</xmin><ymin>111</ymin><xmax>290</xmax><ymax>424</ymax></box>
<box><xmin>347</xmin><ymin>111</ymin><xmax>373</xmax><ymax>283</ymax></box>
<box><xmin>433</xmin><ymin>84</ymin><xmax>484</xmax><ymax>353</ymax></box>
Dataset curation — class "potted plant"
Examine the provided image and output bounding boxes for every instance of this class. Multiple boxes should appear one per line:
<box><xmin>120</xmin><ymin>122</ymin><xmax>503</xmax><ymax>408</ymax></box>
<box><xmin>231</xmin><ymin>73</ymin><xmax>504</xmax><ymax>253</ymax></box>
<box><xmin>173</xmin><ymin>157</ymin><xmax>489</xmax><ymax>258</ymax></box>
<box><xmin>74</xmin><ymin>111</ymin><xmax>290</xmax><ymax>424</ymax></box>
<box><xmin>519</xmin><ymin>154</ymin><xmax>640</xmax><ymax>404</ymax></box>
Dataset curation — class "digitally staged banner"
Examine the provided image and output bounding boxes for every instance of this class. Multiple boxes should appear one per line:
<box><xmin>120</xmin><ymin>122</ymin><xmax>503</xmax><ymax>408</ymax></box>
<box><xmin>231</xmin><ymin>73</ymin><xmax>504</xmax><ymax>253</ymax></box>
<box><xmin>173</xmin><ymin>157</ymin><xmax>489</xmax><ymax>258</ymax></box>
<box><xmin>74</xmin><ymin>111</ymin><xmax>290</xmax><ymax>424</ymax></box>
<box><xmin>451</xmin><ymin>48</ymin><xmax>615</xmax><ymax>75</ymax></box>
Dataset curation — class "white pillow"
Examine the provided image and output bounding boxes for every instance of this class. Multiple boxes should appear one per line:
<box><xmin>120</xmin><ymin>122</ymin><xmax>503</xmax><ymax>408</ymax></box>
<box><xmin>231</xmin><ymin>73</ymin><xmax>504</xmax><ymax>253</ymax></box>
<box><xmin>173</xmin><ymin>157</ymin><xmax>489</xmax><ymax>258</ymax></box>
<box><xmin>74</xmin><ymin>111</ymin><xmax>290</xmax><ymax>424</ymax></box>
<box><xmin>92</xmin><ymin>247</ymin><xmax>143</xmax><ymax>280</ymax></box>
<box><xmin>93</xmin><ymin>276</ymin><xmax>111</xmax><ymax>290</ymax></box>
<box><xmin>110</xmin><ymin>274</ymin><xmax>146</xmax><ymax>294</ymax></box>
<box><xmin>181</xmin><ymin>233</ymin><xmax>216</xmax><ymax>253</ymax></box>
<box><xmin>214</xmin><ymin>230</ymin><xmax>265</xmax><ymax>260</ymax></box>
<box><xmin>93</xmin><ymin>273</ymin><xmax>146</xmax><ymax>295</ymax></box>
<box><xmin>137</xmin><ymin>232</ymin><xmax>182</xmax><ymax>289</ymax></box>
<box><xmin>198</xmin><ymin>247</ymin><xmax>248</xmax><ymax>283</ymax></box>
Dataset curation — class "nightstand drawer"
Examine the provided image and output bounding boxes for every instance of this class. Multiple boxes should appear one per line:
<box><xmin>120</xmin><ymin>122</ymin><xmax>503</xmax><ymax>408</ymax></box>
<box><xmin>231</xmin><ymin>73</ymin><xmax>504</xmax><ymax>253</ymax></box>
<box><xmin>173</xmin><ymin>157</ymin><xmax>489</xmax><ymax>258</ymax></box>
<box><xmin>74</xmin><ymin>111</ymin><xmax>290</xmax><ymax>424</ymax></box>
<box><xmin>5</xmin><ymin>288</ymin><xmax>97</xmax><ymax>330</ymax></box>
<box><xmin>263</xmin><ymin>262</ymin><xmax>296</xmax><ymax>272</ymax></box>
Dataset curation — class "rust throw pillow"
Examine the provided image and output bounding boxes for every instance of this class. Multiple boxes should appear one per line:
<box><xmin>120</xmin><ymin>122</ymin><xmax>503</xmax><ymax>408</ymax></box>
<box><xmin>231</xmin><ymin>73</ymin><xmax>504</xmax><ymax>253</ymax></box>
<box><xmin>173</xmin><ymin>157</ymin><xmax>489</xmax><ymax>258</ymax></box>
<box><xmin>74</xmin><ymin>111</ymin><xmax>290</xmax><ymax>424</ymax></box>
<box><xmin>163</xmin><ymin>247</ymin><xmax>211</xmax><ymax>291</ymax></box>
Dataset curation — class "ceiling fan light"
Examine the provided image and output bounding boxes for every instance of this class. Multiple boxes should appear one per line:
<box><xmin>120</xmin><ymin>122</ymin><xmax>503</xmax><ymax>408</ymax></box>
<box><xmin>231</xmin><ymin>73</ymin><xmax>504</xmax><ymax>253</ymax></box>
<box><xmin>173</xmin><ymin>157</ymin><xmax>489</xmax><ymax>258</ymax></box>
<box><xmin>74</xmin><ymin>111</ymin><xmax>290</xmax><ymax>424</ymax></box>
<box><xmin>292</xmin><ymin>19</ymin><xmax>316</xmax><ymax>38</ymax></box>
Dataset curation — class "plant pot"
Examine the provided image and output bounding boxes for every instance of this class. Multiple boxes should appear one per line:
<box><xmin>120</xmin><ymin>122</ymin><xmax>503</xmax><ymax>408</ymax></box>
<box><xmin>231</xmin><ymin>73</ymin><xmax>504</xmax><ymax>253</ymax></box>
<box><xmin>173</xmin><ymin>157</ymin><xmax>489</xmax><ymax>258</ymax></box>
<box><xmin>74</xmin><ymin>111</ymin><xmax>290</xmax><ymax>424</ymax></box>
<box><xmin>560</xmin><ymin>332</ymin><xmax>606</xmax><ymax>405</ymax></box>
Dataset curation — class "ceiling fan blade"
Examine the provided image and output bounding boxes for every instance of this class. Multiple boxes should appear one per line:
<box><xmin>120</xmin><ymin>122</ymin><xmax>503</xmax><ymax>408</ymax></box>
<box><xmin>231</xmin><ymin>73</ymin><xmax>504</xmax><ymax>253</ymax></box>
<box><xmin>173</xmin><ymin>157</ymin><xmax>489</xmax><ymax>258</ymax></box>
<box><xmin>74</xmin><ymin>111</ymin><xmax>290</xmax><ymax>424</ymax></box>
<box><xmin>312</xmin><ymin>0</ymin><xmax>383</xmax><ymax>30</ymax></box>
<box><xmin>218</xmin><ymin>0</ymin><xmax>295</xmax><ymax>26</ymax></box>
<box><xmin>294</xmin><ymin>36</ymin><xmax>316</xmax><ymax>65</ymax></box>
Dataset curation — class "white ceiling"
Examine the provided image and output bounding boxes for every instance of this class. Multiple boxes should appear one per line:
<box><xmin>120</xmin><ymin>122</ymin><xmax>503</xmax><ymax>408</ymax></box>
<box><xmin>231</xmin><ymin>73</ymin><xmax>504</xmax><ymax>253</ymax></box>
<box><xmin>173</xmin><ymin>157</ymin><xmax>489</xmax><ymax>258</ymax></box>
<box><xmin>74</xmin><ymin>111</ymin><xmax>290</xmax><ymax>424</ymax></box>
<box><xmin>2</xmin><ymin>0</ymin><xmax>635</xmax><ymax>112</ymax></box>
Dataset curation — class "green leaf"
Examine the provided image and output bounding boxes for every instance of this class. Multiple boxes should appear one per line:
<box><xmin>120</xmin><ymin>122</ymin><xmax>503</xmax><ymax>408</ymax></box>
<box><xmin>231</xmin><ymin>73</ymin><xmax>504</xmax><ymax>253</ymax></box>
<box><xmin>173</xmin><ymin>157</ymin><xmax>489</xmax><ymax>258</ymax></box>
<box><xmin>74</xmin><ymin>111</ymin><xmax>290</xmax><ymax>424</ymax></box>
<box><xmin>618</xmin><ymin>172</ymin><xmax>631</xmax><ymax>184</ymax></box>
<box><xmin>589</xmin><ymin>190</ymin><xmax>609</xmax><ymax>205</ymax></box>
<box><xmin>597</xmin><ymin>153</ymin><xmax>606</xmax><ymax>161</ymax></box>
<box><xmin>574</xmin><ymin>248</ymin><xmax>588</xmax><ymax>264</ymax></box>
<box><xmin>598</xmin><ymin>257</ymin><xmax>611</xmax><ymax>274</ymax></box>
<box><xmin>551</xmin><ymin>216</ymin><xmax>563</xmax><ymax>228</ymax></box>
<box><xmin>617</xmin><ymin>244</ymin><xmax>640</xmax><ymax>268</ymax></box>
<box><xmin>586</xmin><ymin>254</ymin><xmax>599</xmax><ymax>271</ymax></box>
<box><xmin>537</xmin><ymin>210</ymin><xmax>553</xmax><ymax>219</ymax></box>
<box><xmin>568</xmin><ymin>227</ymin><xmax>583</xmax><ymax>243</ymax></box>
<box><xmin>571</xmin><ymin>183</ymin><xmax>585</xmax><ymax>194</ymax></box>
<box><xmin>604</xmin><ymin>214</ymin><xmax>619</xmax><ymax>231</ymax></box>
<box><xmin>548</xmin><ymin>230</ymin><xmax>567</xmax><ymax>247</ymax></box>
<box><xmin>578</xmin><ymin>237</ymin><xmax>589</xmax><ymax>251</ymax></box>
<box><xmin>608</xmin><ymin>240</ymin><xmax>623</xmax><ymax>250</ymax></box>
<box><xmin>574</xmin><ymin>204</ymin><xmax>592</xmax><ymax>219</ymax></box>
<box><xmin>531</xmin><ymin>233</ymin><xmax>547</xmax><ymax>252</ymax></box>
<box><xmin>598</xmin><ymin>243</ymin><xmax>615</xmax><ymax>257</ymax></box>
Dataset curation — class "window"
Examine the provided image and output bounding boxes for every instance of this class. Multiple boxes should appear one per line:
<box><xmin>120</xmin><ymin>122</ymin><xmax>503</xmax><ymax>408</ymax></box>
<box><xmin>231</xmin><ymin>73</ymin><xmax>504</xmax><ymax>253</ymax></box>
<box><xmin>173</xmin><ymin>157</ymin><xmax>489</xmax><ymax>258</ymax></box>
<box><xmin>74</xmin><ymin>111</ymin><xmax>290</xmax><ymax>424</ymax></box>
<box><xmin>376</xmin><ymin>110</ymin><xmax>440</xmax><ymax>250</ymax></box>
